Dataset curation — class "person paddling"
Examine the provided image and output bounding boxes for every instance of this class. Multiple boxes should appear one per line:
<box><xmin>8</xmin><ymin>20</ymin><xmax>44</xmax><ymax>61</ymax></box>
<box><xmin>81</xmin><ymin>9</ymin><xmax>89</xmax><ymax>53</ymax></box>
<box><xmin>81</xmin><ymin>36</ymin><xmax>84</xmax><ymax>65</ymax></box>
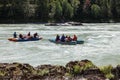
<box><xmin>27</xmin><ymin>32</ymin><xmax>31</xmax><ymax>36</ymax></box>
<box><xmin>60</xmin><ymin>34</ymin><xmax>65</xmax><ymax>42</ymax></box>
<box><xmin>19</xmin><ymin>34</ymin><xmax>24</xmax><ymax>39</ymax></box>
<box><xmin>33</xmin><ymin>32</ymin><xmax>38</xmax><ymax>38</ymax></box>
<box><xmin>13</xmin><ymin>32</ymin><xmax>17</xmax><ymax>38</ymax></box>
<box><xmin>27</xmin><ymin>32</ymin><xmax>32</xmax><ymax>39</ymax></box>
<box><xmin>72</xmin><ymin>34</ymin><xmax>77</xmax><ymax>41</ymax></box>
<box><xmin>68</xmin><ymin>36</ymin><xmax>72</xmax><ymax>41</ymax></box>
<box><xmin>55</xmin><ymin>34</ymin><xmax>60</xmax><ymax>42</ymax></box>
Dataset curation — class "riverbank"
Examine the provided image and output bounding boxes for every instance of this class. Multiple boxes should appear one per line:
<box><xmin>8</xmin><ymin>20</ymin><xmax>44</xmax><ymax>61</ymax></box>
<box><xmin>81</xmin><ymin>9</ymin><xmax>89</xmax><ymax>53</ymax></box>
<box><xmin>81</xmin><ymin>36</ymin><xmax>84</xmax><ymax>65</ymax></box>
<box><xmin>0</xmin><ymin>19</ymin><xmax>120</xmax><ymax>24</ymax></box>
<box><xmin>0</xmin><ymin>60</ymin><xmax>119</xmax><ymax>80</ymax></box>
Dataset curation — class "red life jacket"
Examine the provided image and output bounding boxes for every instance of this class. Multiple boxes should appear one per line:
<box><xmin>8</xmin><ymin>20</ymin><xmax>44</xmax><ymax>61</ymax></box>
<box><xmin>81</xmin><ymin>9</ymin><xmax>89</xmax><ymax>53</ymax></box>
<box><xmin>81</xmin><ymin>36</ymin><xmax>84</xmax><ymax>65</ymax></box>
<box><xmin>73</xmin><ymin>35</ymin><xmax>77</xmax><ymax>41</ymax></box>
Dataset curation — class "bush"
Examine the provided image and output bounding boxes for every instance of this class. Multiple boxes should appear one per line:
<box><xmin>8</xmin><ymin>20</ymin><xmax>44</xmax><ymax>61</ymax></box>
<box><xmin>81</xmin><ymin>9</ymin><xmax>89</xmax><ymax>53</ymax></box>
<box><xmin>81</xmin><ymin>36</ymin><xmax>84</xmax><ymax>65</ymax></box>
<box><xmin>100</xmin><ymin>65</ymin><xmax>114</xmax><ymax>79</ymax></box>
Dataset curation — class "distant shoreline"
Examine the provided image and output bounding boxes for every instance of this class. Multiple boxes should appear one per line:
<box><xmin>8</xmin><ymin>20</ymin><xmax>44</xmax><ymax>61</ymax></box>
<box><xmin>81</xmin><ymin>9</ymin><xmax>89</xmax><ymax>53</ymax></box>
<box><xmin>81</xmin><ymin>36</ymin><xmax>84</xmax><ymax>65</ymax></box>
<box><xmin>0</xmin><ymin>19</ymin><xmax>120</xmax><ymax>24</ymax></box>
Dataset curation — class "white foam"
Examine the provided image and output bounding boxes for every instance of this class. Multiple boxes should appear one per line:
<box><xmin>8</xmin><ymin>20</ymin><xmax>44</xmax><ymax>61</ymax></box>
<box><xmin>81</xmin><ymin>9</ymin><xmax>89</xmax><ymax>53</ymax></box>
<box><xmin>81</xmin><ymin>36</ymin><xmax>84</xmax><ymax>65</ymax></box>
<box><xmin>0</xmin><ymin>23</ymin><xmax>120</xmax><ymax>67</ymax></box>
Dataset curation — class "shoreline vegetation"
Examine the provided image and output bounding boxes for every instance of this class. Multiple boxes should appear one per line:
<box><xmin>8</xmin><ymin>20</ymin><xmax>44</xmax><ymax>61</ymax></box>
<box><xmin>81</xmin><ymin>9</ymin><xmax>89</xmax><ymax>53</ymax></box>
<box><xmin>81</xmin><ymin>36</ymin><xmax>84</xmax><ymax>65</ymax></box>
<box><xmin>0</xmin><ymin>0</ymin><xmax>120</xmax><ymax>24</ymax></box>
<box><xmin>0</xmin><ymin>19</ymin><xmax>119</xmax><ymax>24</ymax></box>
<box><xmin>0</xmin><ymin>60</ymin><xmax>119</xmax><ymax>80</ymax></box>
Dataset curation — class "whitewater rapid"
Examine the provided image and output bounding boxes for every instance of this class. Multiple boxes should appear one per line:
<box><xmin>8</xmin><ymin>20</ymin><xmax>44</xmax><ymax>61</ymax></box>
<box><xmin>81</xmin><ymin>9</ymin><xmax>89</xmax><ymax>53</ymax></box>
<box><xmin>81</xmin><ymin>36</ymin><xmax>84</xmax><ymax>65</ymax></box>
<box><xmin>0</xmin><ymin>23</ymin><xmax>120</xmax><ymax>67</ymax></box>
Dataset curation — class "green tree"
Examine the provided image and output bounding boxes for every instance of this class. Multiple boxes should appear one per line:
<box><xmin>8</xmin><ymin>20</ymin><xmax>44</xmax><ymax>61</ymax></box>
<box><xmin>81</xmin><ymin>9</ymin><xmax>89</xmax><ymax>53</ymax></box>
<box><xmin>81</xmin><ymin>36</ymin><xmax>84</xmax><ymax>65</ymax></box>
<box><xmin>36</xmin><ymin>0</ymin><xmax>49</xmax><ymax>22</ymax></box>
<box><xmin>54</xmin><ymin>1</ymin><xmax>63</xmax><ymax>21</ymax></box>
<box><xmin>0</xmin><ymin>0</ymin><xmax>120</xmax><ymax>23</ymax></box>
<box><xmin>68</xmin><ymin>0</ymin><xmax>80</xmax><ymax>19</ymax></box>
<box><xmin>68</xmin><ymin>0</ymin><xmax>80</xmax><ymax>12</ymax></box>
<box><xmin>96</xmin><ymin>0</ymin><xmax>112</xmax><ymax>19</ymax></box>
<box><xmin>91</xmin><ymin>4</ymin><xmax>101</xmax><ymax>18</ymax></box>
<box><xmin>62</xmin><ymin>0</ymin><xmax>74</xmax><ymax>21</ymax></box>
<box><xmin>48</xmin><ymin>0</ymin><xmax>56</xmax><ymax>21</ymax></box>
<box><xmin>115</xmin><ymin>0</ymin><xmax>120</xmax><ymax>17</ymax></box>
<box><xmin>8</xmin><ymin>0</ymin><xmax>25</xmax><ymax>19</ymax></box>
<box><xmin>0</xmin><ymin>0</ymin><xmax>34</xmax><ymax>19</ymax></box>
<box><xmin>22</xmin><ymin>0</ymin><xmax>36</xmax><ymax>18</ymax></box>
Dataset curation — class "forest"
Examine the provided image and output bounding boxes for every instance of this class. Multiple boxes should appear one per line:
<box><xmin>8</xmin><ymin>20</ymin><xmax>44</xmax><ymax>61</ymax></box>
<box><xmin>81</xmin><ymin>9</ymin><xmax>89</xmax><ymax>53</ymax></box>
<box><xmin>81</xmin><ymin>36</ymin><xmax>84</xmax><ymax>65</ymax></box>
<box><xmin>0</xmin><ymin>0</ymin><xmax>120</xmax><ymax>23</ymax></box>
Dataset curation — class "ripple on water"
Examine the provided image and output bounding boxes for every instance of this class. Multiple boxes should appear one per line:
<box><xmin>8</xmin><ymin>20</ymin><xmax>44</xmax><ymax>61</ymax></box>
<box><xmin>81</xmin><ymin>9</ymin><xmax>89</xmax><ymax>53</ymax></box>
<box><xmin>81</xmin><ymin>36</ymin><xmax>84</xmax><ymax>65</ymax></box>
<box><xmin>0</xmin><ymin>23</ymin><xmax>120</xmax><ymax>67</ymax></box>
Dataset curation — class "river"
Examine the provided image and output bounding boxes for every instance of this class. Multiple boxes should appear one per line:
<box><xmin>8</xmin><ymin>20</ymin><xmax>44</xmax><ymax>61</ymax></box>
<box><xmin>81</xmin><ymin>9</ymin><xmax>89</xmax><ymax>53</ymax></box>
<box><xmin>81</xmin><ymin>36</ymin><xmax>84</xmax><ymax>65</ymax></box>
<box><xmin>0</xmin><ymin>23</ymin><xmax>120</xmax><ymax>67</ymax></box>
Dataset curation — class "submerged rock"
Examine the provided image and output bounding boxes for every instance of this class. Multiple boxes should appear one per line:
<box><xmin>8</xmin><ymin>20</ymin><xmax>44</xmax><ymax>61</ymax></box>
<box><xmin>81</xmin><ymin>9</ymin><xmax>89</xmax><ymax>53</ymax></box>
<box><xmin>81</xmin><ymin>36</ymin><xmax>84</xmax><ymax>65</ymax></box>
<box><xmin>45</xmin><ymin>23</ymin><xmax>59</xmax><ymax>26</ymax></box>
<box><xmin>67</xmin><ymin>22</ymin><xmax>83</xmax><ymax>26</ymax></box>
<box><xmin>45</xmin><ymin>22</ymin><xmax>83</xmax><ymax>26</ymax></box>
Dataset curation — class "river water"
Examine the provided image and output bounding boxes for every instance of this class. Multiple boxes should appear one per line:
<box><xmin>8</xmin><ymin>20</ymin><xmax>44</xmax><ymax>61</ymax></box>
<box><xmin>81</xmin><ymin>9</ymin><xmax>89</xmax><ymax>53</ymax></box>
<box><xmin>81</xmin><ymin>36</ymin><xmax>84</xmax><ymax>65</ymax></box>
<box><xmin>0</xmin><ymin>23</ymin><xmax>120</xmax><ymax>67</ymax></box>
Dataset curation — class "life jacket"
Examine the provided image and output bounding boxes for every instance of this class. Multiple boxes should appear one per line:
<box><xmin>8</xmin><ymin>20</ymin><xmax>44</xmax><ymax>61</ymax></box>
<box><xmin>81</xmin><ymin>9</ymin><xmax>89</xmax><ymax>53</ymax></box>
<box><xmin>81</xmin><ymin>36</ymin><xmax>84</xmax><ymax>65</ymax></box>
<box><xmin>61</xmin><ymin>35</ymin><xmax>65</xmax><ymax>42</ymax></box>
<box><xmin>73</xmin><ymin>35</ymin><xmax>77</xmax><ymax>41</ymax></box>
<box><xmin>55</xmin><ymin>35</ymin><xmax>60</xmax><ymax>41</ymax></box>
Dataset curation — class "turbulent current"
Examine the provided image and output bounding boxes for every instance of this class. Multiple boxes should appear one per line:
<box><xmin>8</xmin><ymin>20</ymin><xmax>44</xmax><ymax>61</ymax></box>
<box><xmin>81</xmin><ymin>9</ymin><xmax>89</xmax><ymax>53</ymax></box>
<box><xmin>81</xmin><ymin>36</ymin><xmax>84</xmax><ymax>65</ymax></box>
<box><xmin>0</xmin><ymin>23</ymin><xmax>120</xmax><ymax>67</ymax></box>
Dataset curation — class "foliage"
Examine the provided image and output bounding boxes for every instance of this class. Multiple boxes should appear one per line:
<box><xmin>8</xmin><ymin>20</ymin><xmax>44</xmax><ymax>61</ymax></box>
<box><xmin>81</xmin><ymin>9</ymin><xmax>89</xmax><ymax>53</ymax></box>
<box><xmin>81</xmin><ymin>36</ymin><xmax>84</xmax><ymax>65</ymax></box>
<box><xmin>0</xmin><ymin>0</ymin><xmax>120</xmax><ymax>22</ymax></box>
<box><xmin>100</xmin><ymin>65</ymin><xmax>114</xmax><ymax>79</ymax></box>
<box><xmin>115</xmin><ymin>0</ymin><xmax>120</xmax><ymax>17</ymax></box>
<box><xmin>91</xmin><ymin>4</ymin><xmax>101</xmax><ymax>18</ymax></box>
<box><xmin>54</xmin><ymin>1</ymin><xmax>63</xmax><ymax>21</ymax></box>
<box><xmin>62</xmin><ymin>0</ymin><xmax>74</xmax><ymax>21</ymax></box>
<box><xmin>73</xmin><ymin>61</ymin><xmax>96</xmax><ymax>74</ymax></box>
<box><xmin>73</xmin><ymin>65</ymin><xmax>81</xmax><ymax>74</ymax></box>
<box><xmin>35</xmin><ymin>0</ymin><xmax>49</xmax><ymax>21</ymax></box>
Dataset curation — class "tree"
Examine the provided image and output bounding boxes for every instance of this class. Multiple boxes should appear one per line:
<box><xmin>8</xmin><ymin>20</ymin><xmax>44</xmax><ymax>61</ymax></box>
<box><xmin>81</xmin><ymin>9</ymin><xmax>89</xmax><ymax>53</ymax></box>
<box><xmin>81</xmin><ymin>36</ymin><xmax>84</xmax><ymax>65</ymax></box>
<box><xmin>48</xmin><ymin>0</ymin><xmax>56</xmax><ymax>21</ymax></box>
<box><xmin>96</xmin><ymin>0</ymin><xmax>112</xmax><ymax>19</ymax></box>
<box><xmin>22</xmin><ymin>0</ymin><xmax>36</xmax><ymax>18</ymax></box>
<box><xmin>91</xmin><ymin>4</ymin><xmax>101</xmax><ymax>18</ymax></box>
<box><xmin>35</xmin><ymin>0</ymin><xmax>49</xmax><ymax>22</ymax></box>
<box><xmin>0</xmin><ymin>0</ymin><xmax>9</xmax><ymax>18</ymax></box>
<box><xmin>68</xmin><ymin>0</ymin><xmax>80</xmax><ymax>12</ymax></box>
<box><xmin>83</xmin><ymin>0</ymin><xmax>91</xmax><ymax>13</ymax></box>
<box><xmin>110</xmin><ymin>0</ymin><xmax>117</xmax><ymax>18</ymax></box>
<box><xmin>62</xmin><ymin>0</ymin><xmax>74</xmax><ymax>21</ymax></box>
<box><xmin>115</xmin><ymin>0</ymin><xmax>120</xmax><ymax>17</ymax></box>
<box><xmin>8</xmin><ymin>0</ymin><xmax>25</xmax><ymax>19</ymax></box>
<box><xmin>68</xmin><ymin>0</ymin><xmax>80</xmax><ymax>19</ymax></box>
<box><xmin>0</xmin><ymin>0</ymin><xmax>120</xmax><ymax>23</ymax></box>
<box><xmin>54</xmin><ymin>1</ymin><xmax>63</xmax><ymax>21</ymax></box>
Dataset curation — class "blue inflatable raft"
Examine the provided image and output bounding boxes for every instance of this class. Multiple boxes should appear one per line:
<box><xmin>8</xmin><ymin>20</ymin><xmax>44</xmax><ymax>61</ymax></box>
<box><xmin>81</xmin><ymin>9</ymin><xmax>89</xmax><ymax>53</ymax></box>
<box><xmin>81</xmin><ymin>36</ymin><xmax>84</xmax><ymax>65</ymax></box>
<box><xmin>49</xmin><ymin>39</ymin><xmax>84</xmax><ymax>45</ymax></box>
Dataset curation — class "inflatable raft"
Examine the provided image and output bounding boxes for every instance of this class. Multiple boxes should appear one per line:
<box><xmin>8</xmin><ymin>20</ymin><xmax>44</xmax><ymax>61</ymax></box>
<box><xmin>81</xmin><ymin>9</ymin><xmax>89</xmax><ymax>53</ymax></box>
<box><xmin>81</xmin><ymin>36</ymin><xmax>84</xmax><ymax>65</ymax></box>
<box><xmin>49</xmin><ymin>39</ymin><xmax>84</xmax><ymax>45</ymax></box>
<box><xmin>8</xmin><ymin>37</ymin><xmax>42</xmax><ymax>42</ymax></box>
